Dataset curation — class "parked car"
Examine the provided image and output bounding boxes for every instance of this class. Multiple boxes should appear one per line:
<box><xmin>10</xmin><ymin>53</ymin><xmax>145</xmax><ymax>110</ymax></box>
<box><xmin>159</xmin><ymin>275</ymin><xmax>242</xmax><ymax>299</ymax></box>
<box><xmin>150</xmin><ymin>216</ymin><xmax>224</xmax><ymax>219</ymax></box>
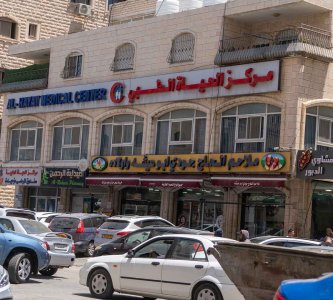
<box><xmin>94</xmin><ymin>226</ymin><xmax>212</xmax><ymax>256</ymax></box>
<box><xmin>35</xmin><ymin>212</ymin><xmax>60</xmax><ymax>227</ymax></box>
<box><xmin>250</xmin><ymin>236</ymin><xmax>322</xmax><ymax>248</ymax></box>
<box><xmin>0</xmin><ymin>224</ymin><xmax>50</xmax><ymax>283</ymax></box>
<box><xmin>273</xmin><ymin>273</ymin><xmax>333</xmax><ymax>300</ymax></box>
<box><xmin>0</xmin><ymin>266</ymin><xmax>12</xmax><ymax>300</ymax></box>
<box><xmin>49</xmin><ymin>213</ymin><xmax>107</xmax><ymax>257</ymax></box>
<box><xmin>80</xmin><ymin>234</ymin><xmax>244</xmax><ymax>300</ymax></box>
<box><xmin>94</xmin><ymin>215</ymin><xmax>175</xmax><ymax>246</ymax></box>
<box><xmin>0</xmin><ymin>206</ymin><xmax>36</xmax><ymax>220</ymax></box>
<box><xmin>0</xmin><ymin>216</ymin><xmax>75</xmax><ymax>276</ymax></box>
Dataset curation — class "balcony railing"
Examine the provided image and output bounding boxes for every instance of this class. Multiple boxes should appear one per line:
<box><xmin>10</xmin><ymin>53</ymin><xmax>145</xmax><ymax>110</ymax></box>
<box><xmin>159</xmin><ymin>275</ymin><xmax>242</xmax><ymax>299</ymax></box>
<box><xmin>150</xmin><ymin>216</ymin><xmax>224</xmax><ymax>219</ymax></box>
<box><xmin>215</xmin><ymin>24</ymin><xmax>333</xmax><ymax>66</ymax></box>
<box><xmin>0</xmin><ymin>64</ymin><xmax>49</xmax><ymax>93</ymax></box>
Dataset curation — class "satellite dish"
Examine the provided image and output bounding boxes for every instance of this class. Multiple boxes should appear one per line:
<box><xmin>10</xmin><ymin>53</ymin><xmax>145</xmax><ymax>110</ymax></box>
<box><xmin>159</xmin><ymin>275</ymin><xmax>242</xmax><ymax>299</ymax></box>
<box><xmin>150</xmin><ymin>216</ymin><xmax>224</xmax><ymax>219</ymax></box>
<box><xmin>78</xmin><ymin>158</ymin><xmax>88</xmax><ymax>172</ymax></box>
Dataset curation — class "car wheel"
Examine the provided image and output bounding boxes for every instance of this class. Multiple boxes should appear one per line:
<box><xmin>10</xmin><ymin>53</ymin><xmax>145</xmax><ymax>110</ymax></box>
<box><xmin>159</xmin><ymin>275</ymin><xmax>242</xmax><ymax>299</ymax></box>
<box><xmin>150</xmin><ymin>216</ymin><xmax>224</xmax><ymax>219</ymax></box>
<box><xmin>8</xmin><ymin>253</ymin><xmax>32</xmax><ymax>284</ymax></box>
<box><xmin>85</xmin><ymin>241</ymin><xmax>95</xmax><ymax>257</ymax></box>
<box><xmin>88</xmin><ymin>268</ymin><xmax>114</xmax><ymax>299</ymax></box>
<box><xmin>39</xmin><ymin>267</ymin><xmax>58</xmax><ymax>276</ymax></box>
<box><xmin>193</xmin><ymin>283</ymin><xmax>222</xmax><ymax>300</ymax></box>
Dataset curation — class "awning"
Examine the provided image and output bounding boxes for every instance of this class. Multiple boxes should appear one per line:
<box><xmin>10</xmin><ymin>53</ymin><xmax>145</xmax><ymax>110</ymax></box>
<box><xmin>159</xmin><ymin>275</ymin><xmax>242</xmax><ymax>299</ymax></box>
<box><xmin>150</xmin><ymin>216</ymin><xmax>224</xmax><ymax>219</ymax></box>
<box><xmin>211</xmin><ymin>177</ymin><xmax>287</xmax><ymax>188</ymax></box>
<box><xmin>140</xmin><ymin>175</ymin><xmax>204</xmax><ymax>188</ymax></box>
<box><xmin>86</xmin><ymin>177</ymin><xmax>140</xmax><ymax>186</ymax></box>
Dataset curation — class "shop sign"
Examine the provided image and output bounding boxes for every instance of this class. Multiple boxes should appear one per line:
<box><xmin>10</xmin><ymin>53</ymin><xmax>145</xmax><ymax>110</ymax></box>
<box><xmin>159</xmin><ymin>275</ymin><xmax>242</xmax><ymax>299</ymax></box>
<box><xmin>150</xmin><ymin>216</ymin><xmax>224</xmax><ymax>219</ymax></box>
<box><xmin>6</xmin><ymin>60</ymin><xmax>280</xmax><ymax>116</ymax></box>
<box><xmin>90</xmin><ymin>152</ymin><xmax>290</xmax><ymax>174</ymax></box>
<box><xmin>297</xmin><ymin>149</ymin><xmax>333</xmax><ymax>179</ymax></box>
<box><xmin>41</xmin><ymin>168</ymin><xmax>85</xmax><ymax>187</ymax></box>
<box><xmin>3</xmin><ymin>168</ymin><xmax>41</xmax><ymax>186</ymax></box>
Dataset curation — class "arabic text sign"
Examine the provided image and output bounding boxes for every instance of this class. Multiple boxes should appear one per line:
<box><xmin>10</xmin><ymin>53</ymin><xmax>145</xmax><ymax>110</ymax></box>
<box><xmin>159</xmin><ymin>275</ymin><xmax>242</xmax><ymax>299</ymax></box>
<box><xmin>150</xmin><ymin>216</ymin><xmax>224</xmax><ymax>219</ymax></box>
<box><xmin>90</xmin><ymin>152</ymin><xmax>291</xmax><ymax>174</ymax></box>
<box><xmin>6</xmin><ymin>61</ymin><xmax>280</xmax><ymax>116</ymax></box>
<box><xmin>296</xmin><ymin>150</ymin><xmax>333</xmax><ymax>179</ymax></box>
<box><xmin>41</xmin><ymin>168</ymin><xmax>85</xmax><ymax>187</ymax></box>
<box><xmin>3</xmin><ymin>168</ymin><xmax>41</xmax><ymax>186</ymax></box>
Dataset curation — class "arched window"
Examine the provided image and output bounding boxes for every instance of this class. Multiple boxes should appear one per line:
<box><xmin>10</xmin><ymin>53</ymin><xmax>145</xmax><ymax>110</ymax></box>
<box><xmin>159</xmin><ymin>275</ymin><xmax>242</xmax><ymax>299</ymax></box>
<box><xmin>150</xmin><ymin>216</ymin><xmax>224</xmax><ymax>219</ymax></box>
<box><xmin>100</xmin><ymin>114</ymin><xmax>143</xmax><ymax>155</ymax></box>
<box><xmin>0</xmin><ymin>17</ymin><xmax>17</xmax><ymax>39</ymax></box>
<box><xmin>220</xmin><ymin>103</ymin><xmax>281</xmax><ymax>153</ymax></box>
<box><xmin>62</xmin><ymin>51</ymin><xmax>83</xmax><ymax>79</ymax></box>
<box><xmin>111</xmin><ymin>43</ymin><xmax>135</xmax><ymax>72</ymax></box>
<box><xmin>167</xmin><ymin>33</ymin><xmax>195</xmax><ymax>64</ymax></box>
<box><xmin>10</xmin><ymin>121</ymin><xmax>43</xmax><ymax>161</ymax></box>
<box><xmin>52</xmin><ymin>118</ymin><xmax>89</xmax><ymax>160</ymax></box>
<box><xmin>305</xmin><ymin>106</ymin><xmax>333</xmax><ymax>150</ymax></box>
<box><xmin>156</xmin><ymin>109</ymin><xmax>206</xmax><ymax>154</ymax></box>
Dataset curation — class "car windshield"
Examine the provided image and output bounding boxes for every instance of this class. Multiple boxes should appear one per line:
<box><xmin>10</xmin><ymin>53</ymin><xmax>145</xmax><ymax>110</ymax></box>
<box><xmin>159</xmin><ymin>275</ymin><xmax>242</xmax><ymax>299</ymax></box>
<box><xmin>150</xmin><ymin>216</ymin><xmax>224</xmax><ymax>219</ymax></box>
<box><xmin>6</xmin><ymin>212</ymin><xmax>35</xmax><ymax>220</ymax></box>
<box><xmin>19</xmin><ymin>219</ymin><xmax>51</xmax><ymax>234</ymax></box>
<box><xmin>100</xmin><ymin>220</ymin><xmax>129</xmax><ymax>230</ymax></box>
<box><xmin>49</xmin><ymin>217</ymin><xmax>79</xmax><ymax>231</ymax></box>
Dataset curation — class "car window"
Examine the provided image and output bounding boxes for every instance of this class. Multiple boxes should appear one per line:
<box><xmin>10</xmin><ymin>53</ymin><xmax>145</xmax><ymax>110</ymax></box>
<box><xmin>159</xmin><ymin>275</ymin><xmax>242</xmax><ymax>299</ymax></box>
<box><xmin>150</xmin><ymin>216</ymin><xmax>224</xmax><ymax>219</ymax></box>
<box><xmin>19</xmin><ymin>219</ymin><xmax>50</xmax><ymax>234</ymax></box>
<box><xmin>170</xmin><ymin>239</ymin><xmax>207</xmax><ymax>261</ymax></box>
<box><xmin>93</xmin><ymin>217</ymin><xmax>105</xmax><ymax>228</ymax></box>
<box><xmin>125</xmin><ymin>230</ymin><xmax>151</xmax><ymax>246</ymax></box>
<box><xmin>134</xmin><ymin>238</ymin><xmax>174</xmax><ymax>259</ymax></box>
<box><xmin>45</xmin><ymin>215</ymin><xmax>57</xmax><ymax>223</ymax></box>
<box><xmin>0</xmin><ymin>218</ymin><xmax>14</xmax><ymax>231</ymax></box>
<box><xmin>83</xmin><ymin>218</ymin><xmax>93</xmax><ymax>228</ymax></box>
<box><xmin>6</xmin><ymin>212</ymin><xmax>35</xmax><ymax>220</ymax></box>
<box><xmin>100</xmin><ymin>220</ymin><xmax>129</xmax><ymax>230</ymax></box>
<box><xmin>284</xmin><ymin>242</ymin><xmax>315</xmax><ymax>248</ymax></box>
<box><xmin>49</xmin><ymin>217</ymin><xmax>79</xmax><ymax>231</ymax></box>
<box><xmin>153</xmin><ymin>220</ymin><xmax>173</xmax><ymax>226</ymax></box>
<box><xmin>140</xmin><ymin>220</ymin><xmax>156</xmax><ymax>227</ymax></box>
<box><xmin>267</xmin><ymin>241</ymin><xmax>285</xmax><ymax>247</ymax></box>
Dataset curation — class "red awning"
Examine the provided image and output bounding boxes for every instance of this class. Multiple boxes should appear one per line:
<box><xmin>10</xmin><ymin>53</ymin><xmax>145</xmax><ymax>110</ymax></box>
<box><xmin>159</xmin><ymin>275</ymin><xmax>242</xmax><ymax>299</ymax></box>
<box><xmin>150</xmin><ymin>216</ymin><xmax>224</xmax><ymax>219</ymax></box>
<box><xmin>140</xmin><ymin>175</ymin><xmax>204</xmax><ymax>188</ymax></box>
<box><xmin>211</xmin><ymin>177</ymin><xmax>287</xmax><ymax>188</ymax></box>
<box><xmin>86</xmin><ymin>177</ymin><xmax>140</xmax><ymax>186</ymax></box>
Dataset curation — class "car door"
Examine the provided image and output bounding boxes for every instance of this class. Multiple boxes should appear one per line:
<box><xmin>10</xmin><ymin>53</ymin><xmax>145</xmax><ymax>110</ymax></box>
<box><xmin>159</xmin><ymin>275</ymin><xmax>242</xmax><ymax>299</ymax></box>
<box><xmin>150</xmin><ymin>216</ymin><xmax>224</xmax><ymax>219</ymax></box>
<box><xmin>120</xmin><ymin>237</ymin><xmax>174</xmax><ymax>295</ymax></box>
<box><xmin>162</xmin><ymin>238</ymin><xmax>209</xmax><ymax>298</ymax></box>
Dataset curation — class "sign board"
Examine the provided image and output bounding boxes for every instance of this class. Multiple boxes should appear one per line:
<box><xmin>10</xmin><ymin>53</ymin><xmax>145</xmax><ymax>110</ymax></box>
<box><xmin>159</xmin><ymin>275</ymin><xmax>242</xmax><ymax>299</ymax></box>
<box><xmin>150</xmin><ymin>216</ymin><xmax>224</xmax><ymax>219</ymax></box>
<box><xmin>3</xmin><ymin>168</ymin><xmax>41</xmax><ymax>186</ymax></box>
<box><xmin>6</xmin><ymin>61</ymin><xmax>280</xmax><ymax>116</ymax></box>
<box><xmin>41</xmin><ymin>168</ymin><xmax>85</xmax><ymax>187</ymax></box>
<box><xmin>90</xmin><ymin>152</ymin><xmax>290</xmax><ymax>174</ymax></box>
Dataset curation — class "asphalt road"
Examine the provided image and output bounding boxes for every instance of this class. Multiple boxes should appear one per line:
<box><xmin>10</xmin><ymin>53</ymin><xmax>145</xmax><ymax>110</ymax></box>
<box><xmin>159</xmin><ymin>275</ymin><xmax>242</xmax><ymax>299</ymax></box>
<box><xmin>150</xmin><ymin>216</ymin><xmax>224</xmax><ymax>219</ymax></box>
<box><xmin>10</xmin><ymin>257</ymin><xmax>157</xmax><ymax>300</ymax></box>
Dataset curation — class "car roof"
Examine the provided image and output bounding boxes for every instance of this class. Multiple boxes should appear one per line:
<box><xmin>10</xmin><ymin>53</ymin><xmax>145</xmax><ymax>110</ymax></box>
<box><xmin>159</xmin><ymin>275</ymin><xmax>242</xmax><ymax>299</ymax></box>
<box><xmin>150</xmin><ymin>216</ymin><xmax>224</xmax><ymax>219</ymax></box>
<box><xmin>53</xmin><ymin>213</ymin><xmax>107</xmax><ymax>219</ymax></box>
<box><xmin>0</xmin><ymin>207</ymin><xmax>35</xmax><ymax>214</ymax></box>
<box><xmin>0</xmin><ymin>216</ymin><xmax>37</xmax><ymax>221</ymax></box>
<box><xmin>108</xmin><ymin>215</ymin><xmax>168</xmax><ymax>221</ymax></box>
<box><xmin>124</xmin><ymin>226</ymin><xmax>211</xmax><ymax>234</ymax></box>
<box><xmin>35</xmin><ymin>212</ymin><xmax>59</xmax><ymax>216</ymax></box>
<box><xmin>150</xmin><ymin>233</ymin><xmax>237</xmax><ymax>243</ymax></box>
<box><xmin>251</xmin><ymin>236</ymin><xmax>321</xmax><ymax>245</ymax></box>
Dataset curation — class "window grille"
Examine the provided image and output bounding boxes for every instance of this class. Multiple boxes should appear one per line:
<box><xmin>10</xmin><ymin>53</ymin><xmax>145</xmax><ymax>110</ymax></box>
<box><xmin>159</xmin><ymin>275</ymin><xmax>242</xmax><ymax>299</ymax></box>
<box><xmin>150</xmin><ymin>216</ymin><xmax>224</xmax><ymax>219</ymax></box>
<box><xmin>111</xmin><ymin>43</ymin><xmax>135</xmax><ymax>72</ymax></box>
<box><xmin>167</xmin><ymin>33</ymin><xmax>195</xmax><ymax>64</ymax></box>
<box><xmin>63</xmin><ymin>53</ymin><xmax>82</xmax><ymax>79</ymax></box>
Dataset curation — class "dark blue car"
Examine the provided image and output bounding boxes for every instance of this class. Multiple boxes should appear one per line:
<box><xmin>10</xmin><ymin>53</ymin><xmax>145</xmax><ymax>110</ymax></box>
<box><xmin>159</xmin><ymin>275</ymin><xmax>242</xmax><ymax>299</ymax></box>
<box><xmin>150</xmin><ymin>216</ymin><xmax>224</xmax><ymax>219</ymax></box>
<box><xmin>0</xmin><ymin>224</ymin><xmax>50</xmax><ymax>283</ymax></box>
<box><xmin>274</xmin><ymin>273</ymin><xmax>333</xmax><ymax>300</ymax></box>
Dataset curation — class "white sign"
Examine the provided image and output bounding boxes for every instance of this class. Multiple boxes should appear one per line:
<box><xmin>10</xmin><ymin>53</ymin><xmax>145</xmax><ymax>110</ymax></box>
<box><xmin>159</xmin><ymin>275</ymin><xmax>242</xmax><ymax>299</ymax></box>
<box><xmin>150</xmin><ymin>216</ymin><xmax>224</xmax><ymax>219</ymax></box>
<box><xmin>3</xmin><ymin>168</ymin><xmax>41</xmax><ymax>186</ymax></box>
<box><xmin>6</xmin><ymin>61</ymin><xmax>280</xmax><ymax>116</ymax></box>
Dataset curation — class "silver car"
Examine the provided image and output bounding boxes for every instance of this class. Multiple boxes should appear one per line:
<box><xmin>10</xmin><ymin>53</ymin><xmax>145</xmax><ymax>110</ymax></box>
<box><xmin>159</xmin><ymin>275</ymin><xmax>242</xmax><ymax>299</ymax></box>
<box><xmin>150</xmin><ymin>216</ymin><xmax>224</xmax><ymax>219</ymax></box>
<box><xmin>0</xmin><ymin>266</ymin><xmax>12</xmax><ymax>300</ymax></box>
<box><xmin>0</xmin><ymin>216</ymin><xmax>75</xmax><ymax>276</ymax></box>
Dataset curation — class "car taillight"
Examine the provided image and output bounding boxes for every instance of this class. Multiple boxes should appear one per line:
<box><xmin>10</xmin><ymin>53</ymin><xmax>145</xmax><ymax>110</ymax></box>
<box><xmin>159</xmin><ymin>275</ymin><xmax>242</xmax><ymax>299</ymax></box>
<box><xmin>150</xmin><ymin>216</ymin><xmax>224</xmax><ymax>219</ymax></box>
<box><xmin>71</xmin><ymin>244</ymin><xmax>75</xmax><ymax>253</ymax></box>
<box><xmin>96</xmin><ymin>229</ymin><xmax>100</xmax><ymax>234</ymax></box>
<box><xmin>117</xmin><ymin>231</ymin><xmax>130</xmax><ymax>237</ymax></box>
<box><xmin>41</xmin><ymin>241</ymin><xmax>50</xmax><ymax>251</ymax></box>
<box><xmin>273</xmin><ymin>290</ymin><xmax>286</xmax><ymax>300</ymax></box>
<box><xmin>76</xmin><ymin>220</ymin><xmax>85</xmax><ymax>233</ymax></box>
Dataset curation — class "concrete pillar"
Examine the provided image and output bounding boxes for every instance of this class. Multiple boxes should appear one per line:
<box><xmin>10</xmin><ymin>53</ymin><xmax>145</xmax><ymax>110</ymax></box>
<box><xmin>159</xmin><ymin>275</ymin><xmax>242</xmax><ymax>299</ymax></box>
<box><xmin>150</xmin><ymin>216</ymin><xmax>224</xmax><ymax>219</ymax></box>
<box><xmin>223</xmin><ymin>189</ymin><xmax>241</xmax><ymax>239</ymax></box>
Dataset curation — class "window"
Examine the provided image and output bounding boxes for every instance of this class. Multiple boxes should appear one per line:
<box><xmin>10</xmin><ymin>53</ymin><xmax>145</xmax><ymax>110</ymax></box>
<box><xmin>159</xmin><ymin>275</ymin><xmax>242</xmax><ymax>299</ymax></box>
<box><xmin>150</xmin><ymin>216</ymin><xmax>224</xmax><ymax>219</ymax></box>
<box><xmin>28</xmin><ymin>24</ymin><xmax>38</xmax><ymax>39</ymax></box>
<box><xmin>100</xmin><ymin>114</ymin><xmax>143</xmax><ymax>155</ymax></box>
<box><xmin>111</xmin><ymin>43</ymin><xmax>135</xmax><ymax>72</ymax></box>
<box><xmin>167</xmin><ymin>33</ymin><xmax>195</xmax><ymax>64</ymax></box>
<box><xmin>63</xmin><ymin>52</ymin><xmax>82</xmax><ymax>79</ymax></box>
<box><xmin>305</xmin><ymin>106</ymin><xmax>333</xmax><ymax>150</ymax></box>
<box><xmin>107</xmin><ymin>0</ymin><xmax>126</xmax><ymax>7</ymax></box>
<box><xmin>10</xmin><ymin>121</ymin><xmax>43</xmax><ymax>161</ymax></box>
<box><xmin>170</xmin><ymin>239</ymin><xmax>207</xmax><ymax>261</ymax></box>
<box><xmin>28</xmin><ymin>188</ymin><xmax>60</xmax><ymax>212</ymax></box>
<box><xmin>0</xmin><ymin>219</ymin><xmax>14</xmax><ymax>231</ymax></box>
<box><xmin>134</xmin><ymin>238</ymin><xmax>174</xmax><ymax>258</ymax></box>
<box><xmin>0</xmin><ymin>18</ymin><xmax>17</xmax><ymax>39</ymax></box>
<box><xmin>71</xmin><ymin>0</ymin><xmax>91</xmax><ymax>4</ymax></box>
<box><xmin>52</xmin><ymin>118</ymin><xmax>89</xmax><ymax>160</ymax></box>
<box><xmin>125</xmin><ymin>230</ymin><xmax>151</xmax><ymax>246</ymax></box>
<box><xmin>156</xmin><ymin>109</ymin><xmax>206</xmax><ymax>154</ymax></box>
<box><xmin>220</xmin><ymin>103</ymin><xmax>281</xmax><ymax>153</ymax></box>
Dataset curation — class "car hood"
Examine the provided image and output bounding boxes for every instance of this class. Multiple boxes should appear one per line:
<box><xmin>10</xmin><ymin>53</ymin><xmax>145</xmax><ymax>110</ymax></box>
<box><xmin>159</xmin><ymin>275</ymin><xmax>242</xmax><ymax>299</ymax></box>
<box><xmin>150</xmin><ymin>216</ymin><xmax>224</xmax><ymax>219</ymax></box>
<box><xmin>87</xmin><ymin>254</ymin><xmax>125</xmax><ymax>264</ymax></box>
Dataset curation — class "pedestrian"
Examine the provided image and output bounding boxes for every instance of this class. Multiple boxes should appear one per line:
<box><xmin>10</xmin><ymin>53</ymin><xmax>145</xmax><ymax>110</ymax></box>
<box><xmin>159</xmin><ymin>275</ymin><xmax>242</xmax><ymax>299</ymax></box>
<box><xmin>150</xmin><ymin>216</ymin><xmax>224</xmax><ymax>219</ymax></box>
<box><xmin>321</xmin><ymin>227</ymin><xmax>333</xmax><ymax>241</ymax></box>
<box><xmin>238</xmin><ymin>229</ymin><xmax>250</xmax><ymax>242</ymax></box>
<box><xmin>322</xmin><ymin>236</ymin><xmax>333</xmax><ymax>246</ymax></box>
<box><xmin>287</xmin><ymin>228</ymin><xmax>295</xmax><ymax>237</ymax></box>
<box><xmin>214</xmin><ymin>213</ymin><xmax>224</xmax><ymax>237</ymax></box>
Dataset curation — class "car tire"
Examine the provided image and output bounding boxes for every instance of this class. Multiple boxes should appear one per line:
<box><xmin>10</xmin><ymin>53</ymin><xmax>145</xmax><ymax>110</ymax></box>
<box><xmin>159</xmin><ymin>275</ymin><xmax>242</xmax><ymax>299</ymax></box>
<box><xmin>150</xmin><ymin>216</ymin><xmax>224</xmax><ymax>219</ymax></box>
<box><xmin>8</xmin><ymin>253</ymin><xmax>32</xmax><ymax>284</ymax></box>
<box><xmin>85</xmin><ymin>241</ymin><xmax>95</xmax><ymax>257</ymax></box>
<box><xmin>39</xmin><ymin>266</ymin><xmax>58</xmax><ymax>276</ymax></box>
<box><xmin>88</xmin><ymin>268</ymin><xmax>114</xmax><ymax>299</ymax></box>
<box><xmin>193</xmin><ymin>283</ymin><xmax>222</xmax><ymax>300</ymax></box>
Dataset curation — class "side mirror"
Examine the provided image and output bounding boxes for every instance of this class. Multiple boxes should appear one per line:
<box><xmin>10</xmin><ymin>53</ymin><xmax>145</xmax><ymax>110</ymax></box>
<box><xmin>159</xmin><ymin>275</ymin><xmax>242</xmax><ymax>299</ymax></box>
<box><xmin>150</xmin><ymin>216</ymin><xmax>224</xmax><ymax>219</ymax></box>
<box><xmin>127</xmin><ymin>249</ymin><xmax>134</xmax><ymax>258</ymax></box>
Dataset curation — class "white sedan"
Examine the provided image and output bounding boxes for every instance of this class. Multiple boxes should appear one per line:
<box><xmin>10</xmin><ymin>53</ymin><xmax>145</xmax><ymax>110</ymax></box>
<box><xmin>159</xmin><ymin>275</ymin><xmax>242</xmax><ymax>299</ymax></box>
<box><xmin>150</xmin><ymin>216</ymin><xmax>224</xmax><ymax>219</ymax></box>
<box><xmin>79</xmin><ymin>234</ymin><xmax>244</xmax><ymax>300</ymax></box>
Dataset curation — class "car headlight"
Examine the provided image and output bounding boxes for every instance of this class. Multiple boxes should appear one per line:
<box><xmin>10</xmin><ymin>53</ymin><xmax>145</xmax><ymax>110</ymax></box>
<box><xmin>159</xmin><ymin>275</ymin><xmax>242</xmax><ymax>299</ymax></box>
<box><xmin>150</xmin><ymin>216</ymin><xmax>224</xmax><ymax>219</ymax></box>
<box><xmin>0</xmin><ymin>269</ymin><xmax>9</xmax><ymax>287</ymax></box>
<box><xmin>95</xmin><ymin>246</ymin><xmax>102</xmax><ymax>251</ymax></box>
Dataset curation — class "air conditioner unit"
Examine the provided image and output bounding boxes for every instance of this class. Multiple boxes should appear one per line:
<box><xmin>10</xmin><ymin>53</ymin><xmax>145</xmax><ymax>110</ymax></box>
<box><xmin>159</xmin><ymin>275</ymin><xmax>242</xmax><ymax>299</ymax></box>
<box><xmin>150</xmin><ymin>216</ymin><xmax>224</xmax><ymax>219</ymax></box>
<box><xmin>75</xmin><ymin>3</ymin><xmax>92</xmax><ymax>16</ymax></box>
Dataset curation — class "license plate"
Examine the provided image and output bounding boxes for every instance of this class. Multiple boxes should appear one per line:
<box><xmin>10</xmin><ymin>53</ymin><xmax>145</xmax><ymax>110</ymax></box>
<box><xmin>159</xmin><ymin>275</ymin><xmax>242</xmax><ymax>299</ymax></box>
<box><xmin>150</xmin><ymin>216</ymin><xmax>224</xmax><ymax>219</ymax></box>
<box><xmin>54</xmin><ymin>243</ymin><xmax>67</xmax><ymax>249</ymax></box>
<box><xmin>102</xmin><ymin>234</ymin><xmax>113</xmax><ymax>239</ymax></box>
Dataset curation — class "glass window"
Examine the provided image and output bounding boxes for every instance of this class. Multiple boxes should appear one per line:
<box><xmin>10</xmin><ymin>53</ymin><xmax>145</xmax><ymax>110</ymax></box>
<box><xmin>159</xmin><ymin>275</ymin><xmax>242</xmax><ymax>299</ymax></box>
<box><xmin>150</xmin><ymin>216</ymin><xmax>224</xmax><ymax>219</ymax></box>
<box><xmin>52</xmin><ymin>118</ymin><xmax>89</xmax><ymax>160</ymax></box>
<box><xmin>0</xmin><ymin>219</ymin><xmax>14</xmax><ymax>231</ymax></box>
<box><xmin>0</xmin><ymin>19</ymin><xmax>16</xmax><ymax>39</ymax></box>
<box><xmin>134</xmin><ymin>238</ymin><xmax>174</xmax><ymax>258</ymax></box>
<box><xmin>63</xmin><ymin>52</ymin><xmax>82</xmax><ymax>79</ymax></box>
<box><xmin>10</xmin><ymin>121</ymin><xmax>43</xmax><ymax>161</ymax></box>
<box><xmin>170</xmin><ymin>239</ymin><xmax>207</xmax><ymax>261</ymax></box>
<box><xmin>28</xmin><ymin>24</ymin><xmax>38</xmax><ymax>39</ymax></box>
<box><xmin>125</xmin><ymin>230</ymin><xmax>151</xmax><ymax>246</ymax></box>
<box><xmin>19</xmin><ymin>220</ymin><xmax>50</xmax><ymax>234</ymax></box>
<box><xmin>111</xmin><ymin>43</ymin><xmax>135</xmax><ymax>72</ymax></box>
<box><xmin>100</xmin><ymin>115</ymin><xmax>143</xmax><ymax>156</ymax></box>
<box><xmin>156</xmin><ymin>110</ymin><xmax>206</xmax><ymax>154</ymax></box>
<box><xmin>168</xmin><ymin>33</ymin><xmax>195</xmax><ymax>64</ymax></box>
<box><xmin>221</xmin><ymin>104</ymin><xmax>281</xmax><ymax>153</ymax></box>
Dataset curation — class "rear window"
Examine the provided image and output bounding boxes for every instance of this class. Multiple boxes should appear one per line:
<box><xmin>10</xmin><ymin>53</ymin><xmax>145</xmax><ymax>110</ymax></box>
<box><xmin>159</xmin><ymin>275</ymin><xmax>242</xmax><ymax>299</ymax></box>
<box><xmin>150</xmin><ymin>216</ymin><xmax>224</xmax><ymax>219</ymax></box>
<box><xmin>49</xmin><ymin>217</ymin><xmax>80</xmax><ymax>231</ymax></box>
<box><xmin>100</xmin><ymin>220</ymin><xmax>129</xmax><ymax>230</ymax></box>
<box><xmin>19</xmin><ymin>220</ymin><xmax>50</xmax><ymax>234</ymax></box>
<box><xmin>6</xmin><ymin>212</ymin><xmax>35</xmax><ymax>220</ymax></box>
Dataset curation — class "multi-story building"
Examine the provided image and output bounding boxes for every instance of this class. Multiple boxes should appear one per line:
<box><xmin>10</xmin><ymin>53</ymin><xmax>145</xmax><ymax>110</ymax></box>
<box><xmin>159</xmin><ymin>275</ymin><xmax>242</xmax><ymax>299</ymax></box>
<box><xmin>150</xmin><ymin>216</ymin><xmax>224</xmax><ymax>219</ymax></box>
<box><xmin>2</xmin><ymin>0</ymin><xmax>333</xmax><ymax>239</ymax></box>
<box><xmin>0</xmin><ymin>0</ymin><xmax>111</xmax><ymax>206</ymax></box>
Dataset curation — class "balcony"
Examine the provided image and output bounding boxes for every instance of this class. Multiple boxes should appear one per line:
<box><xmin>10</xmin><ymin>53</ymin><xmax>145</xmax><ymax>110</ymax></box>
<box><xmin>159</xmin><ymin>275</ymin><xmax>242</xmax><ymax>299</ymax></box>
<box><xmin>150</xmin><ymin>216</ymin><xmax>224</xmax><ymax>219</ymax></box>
<box><xmin>215</xmin><ymin>25</ymin><xmax>333</xmax><ymax>66</ymax></box>
<box><xmin>0</xmin><ymin>64</ymin><xmax>49</xmax><ymax>94</ymax></box>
